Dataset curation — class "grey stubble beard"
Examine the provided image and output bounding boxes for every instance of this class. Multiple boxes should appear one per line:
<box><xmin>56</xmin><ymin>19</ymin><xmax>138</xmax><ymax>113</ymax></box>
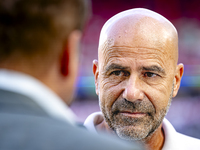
<box><xmin>99</xmin><ymin>85</ymin><xmax>173</xmax><ymax>142</ymax></box>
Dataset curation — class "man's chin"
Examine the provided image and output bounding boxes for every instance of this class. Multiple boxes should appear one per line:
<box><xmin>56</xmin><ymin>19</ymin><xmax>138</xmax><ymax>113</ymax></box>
<box><xmin>115</xmin><ymin>125</ymin><xmax>150</xmax><ymax>141</ymax></box>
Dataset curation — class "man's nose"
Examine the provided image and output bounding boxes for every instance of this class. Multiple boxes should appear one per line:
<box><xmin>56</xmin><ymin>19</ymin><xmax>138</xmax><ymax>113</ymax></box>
<box><xmin>122</xmin><ymin>75</ymin><xmax>144</xmax><ymax>102</ymax></box>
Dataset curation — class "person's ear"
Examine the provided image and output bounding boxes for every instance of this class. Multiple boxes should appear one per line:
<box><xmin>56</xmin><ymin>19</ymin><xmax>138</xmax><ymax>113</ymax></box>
<box><xmin>173</xmin><ymin>63</ymin><xmax>184</xmax><ymax>97</ymax></box>
<box><xmin>60</xmin><ymin>30</ymin><xmax>82</xmax><ymax>77</ymax></box>
<box><xmin>93</xmin><ymin>59</ymin><xmax>99</xmax><ymax>95</ymax></box>
<box><xmin>61</xmin><ymin>48</ymin><xmax>69</xmax><ymax>76</ymax></box>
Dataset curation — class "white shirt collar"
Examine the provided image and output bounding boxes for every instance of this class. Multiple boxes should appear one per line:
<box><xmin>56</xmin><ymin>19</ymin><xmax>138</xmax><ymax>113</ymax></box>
<box><xmin>0</xmin><ymin>69</ymin><xmax>77</xmax><ymax>125</ymax></box>
<box><xmin>84</xmin><ymin>111</ymin><xmax>103</xmax><ymax>134</ymax></box>
<box><xmin>162</xmin><ymin>118</ymin><xmax>180</xmax><ymax>150</ymax></box>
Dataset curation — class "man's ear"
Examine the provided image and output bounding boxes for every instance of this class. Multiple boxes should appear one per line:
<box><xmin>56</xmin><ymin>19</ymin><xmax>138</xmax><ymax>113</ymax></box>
<box><xmin>93</xmin><ymin>59</ymin><xmax>99</xmax><ymax>95</ymax></box>
<box><xmin>61</xmin><ymin>48</ymin><xmax>69</xmax><ymax>76</ymax></box>
<box><xmin>60</xmin><ymin>30</ymin><xmax>82</xmax><ymax>77</ymax></box>
<box><xmin>173</xmin><ymin>63</ymin><xmax>184</xmax><ymax>97</ymax></box>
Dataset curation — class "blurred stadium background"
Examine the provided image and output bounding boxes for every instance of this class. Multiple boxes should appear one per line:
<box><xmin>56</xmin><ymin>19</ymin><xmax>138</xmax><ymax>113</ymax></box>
<box><xmin>70</xmin><ymin>0</ymin><xmax>200</xmax><ymax>139</ymax></box>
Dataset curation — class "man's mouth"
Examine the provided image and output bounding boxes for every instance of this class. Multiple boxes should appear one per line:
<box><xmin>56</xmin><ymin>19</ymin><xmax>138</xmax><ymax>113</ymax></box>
<box><xmin>119</xmin><ymin>111</ymin><xmax>146</xmax><ymax>118</ymax></box>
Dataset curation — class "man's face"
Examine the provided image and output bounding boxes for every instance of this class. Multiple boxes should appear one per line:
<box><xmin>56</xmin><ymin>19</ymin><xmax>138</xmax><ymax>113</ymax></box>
<box><xmin>94</xmin><ymin>17</ymin><xmax>181</xmax><ymax>141</ymax></box>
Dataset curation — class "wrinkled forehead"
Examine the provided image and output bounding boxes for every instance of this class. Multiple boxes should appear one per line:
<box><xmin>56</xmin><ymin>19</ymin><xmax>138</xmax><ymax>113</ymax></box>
<box><xmin>98</xmin><ymin>9</ymin><xmax>178</xmax><ymax>67</ymax></box>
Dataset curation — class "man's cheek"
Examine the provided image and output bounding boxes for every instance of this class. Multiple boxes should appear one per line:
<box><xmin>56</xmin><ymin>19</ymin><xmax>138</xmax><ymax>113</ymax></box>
<box><xmin>101</xmin><ymin>85</ymin><xmax>116</xmax><ymax>107</ymax></box>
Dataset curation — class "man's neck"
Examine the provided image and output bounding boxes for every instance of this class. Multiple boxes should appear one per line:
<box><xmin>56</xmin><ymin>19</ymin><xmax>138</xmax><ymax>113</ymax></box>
<box><xmin>141</xmin><ymin>125</ymin><xmax>164</xmax><ymax>150</ymax></box>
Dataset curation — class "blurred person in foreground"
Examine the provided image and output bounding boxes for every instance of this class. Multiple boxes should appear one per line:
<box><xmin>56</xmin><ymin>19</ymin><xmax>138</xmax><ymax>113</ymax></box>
<box><xmin>84</xmin><ymin>8</ymin><xmax>200</xmax><ymax>150</ymax></box>
<box><xmin>0</xmin><ymin>0</ymin><xmax>143</xmax><ymax>149</ymax></box>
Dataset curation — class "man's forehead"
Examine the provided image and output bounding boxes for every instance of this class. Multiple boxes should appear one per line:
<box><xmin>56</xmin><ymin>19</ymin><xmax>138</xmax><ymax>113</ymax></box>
<box><xmin>99</xmin><ymin>47</ymin><xmax>167</xmax><ymax>70</ymax></box>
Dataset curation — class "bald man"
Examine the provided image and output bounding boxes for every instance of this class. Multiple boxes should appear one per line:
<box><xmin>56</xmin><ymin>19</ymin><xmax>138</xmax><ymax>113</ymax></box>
<box><xmin>84</xmin><ymin>8</ymin><xmax>200</xmax><ymax>150</ymax></box>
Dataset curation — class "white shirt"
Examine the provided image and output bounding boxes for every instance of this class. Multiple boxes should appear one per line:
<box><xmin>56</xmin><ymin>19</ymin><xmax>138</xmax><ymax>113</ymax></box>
<box><xmin>0</xmin><ymin>69</ymin><xmax>77</xmax><ymax>125</ymax></box>
<box><xmin>84</xmin><ymin>112</ymin><xmax>200</xmax><ymax>150</ymax></box>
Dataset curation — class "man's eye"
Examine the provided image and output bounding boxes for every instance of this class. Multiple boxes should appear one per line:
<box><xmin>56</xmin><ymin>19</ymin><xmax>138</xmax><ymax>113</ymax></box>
<box><xmin>110</xmin><ymin>71</ymin><xmax>122</xmax><ymax>76</ymax></box>
<box><xmin>110</xmin><ymin>70</ymin><xmax>129</xmax><ymax>76</ymax></box>
<box><xmin>144</xmin><ymin>72</ymin><xmax>157</xmax><ymax>78</ymax></box>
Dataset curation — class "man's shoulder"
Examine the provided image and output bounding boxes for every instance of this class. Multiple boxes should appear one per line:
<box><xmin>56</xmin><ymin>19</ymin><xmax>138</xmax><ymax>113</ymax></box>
<box><xmin>162</xmin><ymin>118</ymin><xmax>200</xmax><ymax>150</ymax></box>
<box><xmin>176</xmin><ymin>132</ymin><xmax>200</xmax><ymax>148</ymax></box>
<box><xmin>0</xmin><ymin>111</ymin><xmax>141</xmax><ymax>150</ymax></box>
<box><xmin>0</xmin><ymin>89</ymin><xmax>49</xmax><ymax>116</ymax></box>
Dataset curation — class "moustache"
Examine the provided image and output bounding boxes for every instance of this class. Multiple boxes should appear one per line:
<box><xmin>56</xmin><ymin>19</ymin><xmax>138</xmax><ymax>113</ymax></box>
<box><xmin>111</xmin><ymin>98</ymin><xmax>156</xmax><ymax>116</ymax></box>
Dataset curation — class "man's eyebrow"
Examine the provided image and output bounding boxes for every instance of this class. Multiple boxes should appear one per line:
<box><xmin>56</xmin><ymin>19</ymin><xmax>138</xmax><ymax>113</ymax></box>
<box><xmin>141</xmin><ymin>65</ymin><xmax>166</xmax><ymax>75</ymax></box>
<box><xmin>105</xmin><ymin>63</ymin><xmax>129</xmax><ymax>72</ymax></box>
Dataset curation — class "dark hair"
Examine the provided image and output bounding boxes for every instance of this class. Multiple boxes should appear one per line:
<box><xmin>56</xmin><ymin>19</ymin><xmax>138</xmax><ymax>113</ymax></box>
<box><xmin>0</xmin><ymin>0</ymin><xmax>90</xmax><ymax>71</ymax></box>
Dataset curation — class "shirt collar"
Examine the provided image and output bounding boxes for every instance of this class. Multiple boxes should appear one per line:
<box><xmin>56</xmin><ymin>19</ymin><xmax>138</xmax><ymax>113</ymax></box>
<box><xmin>162</xmin><ymin>118</ymin><xmax>181</xmax><ymax>150</ymax></box>
<box><xmin>0</xmin><ymin>69</ymin><xmax>77</xmax><ymax>125</ymax></box>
